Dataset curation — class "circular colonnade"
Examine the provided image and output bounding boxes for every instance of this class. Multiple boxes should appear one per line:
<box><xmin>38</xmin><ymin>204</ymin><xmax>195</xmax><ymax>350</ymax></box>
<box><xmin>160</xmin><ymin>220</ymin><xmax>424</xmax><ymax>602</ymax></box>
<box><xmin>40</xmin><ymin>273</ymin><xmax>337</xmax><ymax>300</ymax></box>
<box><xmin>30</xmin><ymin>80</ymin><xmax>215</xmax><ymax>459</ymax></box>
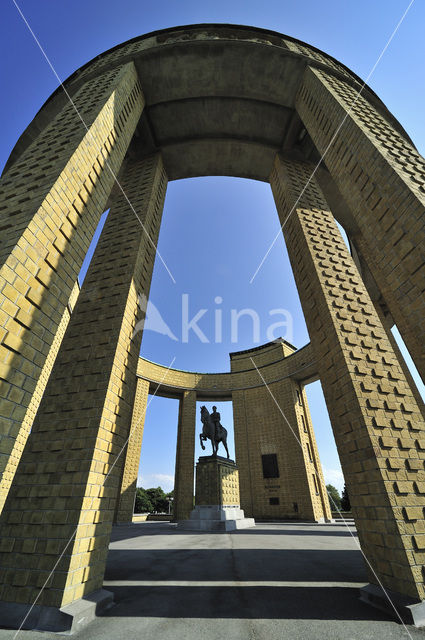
<box><xmin>0</xmin><ymin>24</ymin><xmax>425</xmax><ymax>630</ymax></box>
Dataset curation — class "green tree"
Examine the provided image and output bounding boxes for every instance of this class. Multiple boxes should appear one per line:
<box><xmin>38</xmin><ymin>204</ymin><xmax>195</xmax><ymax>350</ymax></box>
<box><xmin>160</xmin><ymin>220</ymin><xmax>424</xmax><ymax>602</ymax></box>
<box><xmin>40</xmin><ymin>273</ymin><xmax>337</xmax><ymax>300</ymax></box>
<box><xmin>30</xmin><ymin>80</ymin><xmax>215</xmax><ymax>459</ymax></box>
<box><xmin>146</xmin><ymin>486</ymin><xmax>168</xmax><ymax>513</ymax></box>
<box><xmin>134</xmin><ymin>487</ymin><xmax>153</xmax><ymax>514</ymax></box>
<box><xmin>326</xmin><ymin>484</ymin><xmax>341</xmax><ymax>510</ymax></box>
<box><xmin>340</xmin><ymin>484</ymin><xmax>351</xmax><ymax>512</ymax></box>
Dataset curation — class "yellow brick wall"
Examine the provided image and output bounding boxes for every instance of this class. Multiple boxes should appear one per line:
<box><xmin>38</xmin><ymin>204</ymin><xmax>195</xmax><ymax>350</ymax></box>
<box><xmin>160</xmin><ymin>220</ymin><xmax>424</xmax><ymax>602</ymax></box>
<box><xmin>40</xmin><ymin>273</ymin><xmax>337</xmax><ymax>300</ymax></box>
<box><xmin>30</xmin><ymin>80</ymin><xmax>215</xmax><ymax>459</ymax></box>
<box><xmin>174</xmin><ymin>390</ymin><xmax>196</xmax><ymax>520</ymax></box>
<box><xmin>232</xmin><ymin>377</ymin><xmax>330</xmax><ymax>521</ymax></box>
<box><xmin>271</xmin><ymin>155</ymin><xmax>425</xmax><ymax>600</ymax></box>
<box><xmin>195</xmin><ymin>458</ymin><xmax>240</xmax><ymax>506</ymax></box>
<box><xmin>297</xmin><ymin>66</ymin><xmax>425</xmax><ymax>382</ymax></box>
<box><xmin>0</xmin><ymin>281</ymin><xmax>80</xmax><ymax>514</ymax></box>
<box><xmin>115</xmin><ymin>377</ymin><xmax>150</xmax><ymax>523</ymax></box>
<box><xmin>0</xmin><ymin>61</ymin><xmax>144</xmax><ymax>511</ymax></box>
<box><xmin>0</xmin><ymin>154</ymin><xmax>167</xmax><ymax>609</ymax></box>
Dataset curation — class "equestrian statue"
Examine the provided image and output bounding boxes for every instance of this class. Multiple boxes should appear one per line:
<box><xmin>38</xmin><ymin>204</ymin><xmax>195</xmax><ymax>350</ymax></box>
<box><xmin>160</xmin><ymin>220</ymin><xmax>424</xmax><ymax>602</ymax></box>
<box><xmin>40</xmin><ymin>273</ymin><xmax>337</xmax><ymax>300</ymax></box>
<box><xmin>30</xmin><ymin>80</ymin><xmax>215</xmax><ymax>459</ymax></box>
<box><xmin>199</xmin><ymin>405</ymin><xmax>230</xmax><ymax>458</ymax></box>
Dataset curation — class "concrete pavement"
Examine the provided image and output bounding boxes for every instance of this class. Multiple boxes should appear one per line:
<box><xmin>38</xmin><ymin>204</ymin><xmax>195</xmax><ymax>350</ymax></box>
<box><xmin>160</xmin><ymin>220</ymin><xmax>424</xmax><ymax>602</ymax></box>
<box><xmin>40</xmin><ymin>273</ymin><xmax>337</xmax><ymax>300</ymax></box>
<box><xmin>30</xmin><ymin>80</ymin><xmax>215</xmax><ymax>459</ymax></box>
<box><xmin>1</xmin><ymin>521</ymin><xmax>425</xmax><ymax>640</ymax></box>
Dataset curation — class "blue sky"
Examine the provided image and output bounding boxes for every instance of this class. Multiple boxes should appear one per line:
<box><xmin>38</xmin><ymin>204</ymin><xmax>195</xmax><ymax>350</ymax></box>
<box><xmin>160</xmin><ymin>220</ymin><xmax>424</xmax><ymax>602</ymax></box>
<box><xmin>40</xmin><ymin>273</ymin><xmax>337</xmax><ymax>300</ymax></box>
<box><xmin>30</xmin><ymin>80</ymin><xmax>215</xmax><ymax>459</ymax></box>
<box><xmin>1</xmin><ymin>1</ymin><xmax>424</xmax><ymax>495</ymax></box>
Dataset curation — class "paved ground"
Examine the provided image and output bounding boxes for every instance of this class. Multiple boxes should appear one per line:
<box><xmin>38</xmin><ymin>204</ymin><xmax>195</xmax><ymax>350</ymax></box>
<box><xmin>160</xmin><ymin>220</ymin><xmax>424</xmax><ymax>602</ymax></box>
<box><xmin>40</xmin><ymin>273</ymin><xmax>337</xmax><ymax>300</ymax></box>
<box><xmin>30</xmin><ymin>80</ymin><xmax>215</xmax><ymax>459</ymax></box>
<box><xmin>1</xmin><ymin>521</ymin><xmax>425</xmax><ymax>640</ymax></box>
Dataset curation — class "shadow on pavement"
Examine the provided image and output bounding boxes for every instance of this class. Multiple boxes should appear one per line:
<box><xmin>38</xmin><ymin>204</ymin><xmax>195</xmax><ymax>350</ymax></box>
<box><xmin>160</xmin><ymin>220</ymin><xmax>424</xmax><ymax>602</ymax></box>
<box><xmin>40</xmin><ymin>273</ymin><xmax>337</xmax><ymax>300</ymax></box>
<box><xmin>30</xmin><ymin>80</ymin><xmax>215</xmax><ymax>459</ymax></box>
<box><xmin>110</xmin><ymin>522</ymin><xmax>357</xmax><ymax>542</ymax></box>
<box><xmin>231</xmin><ymin>528</ymin><xmax>358</xmax><ymax>537</ymax></box>
<box><xmin>105</xmin><ymin>523</ymin><xmax>393</xmax><ymax>626</ymax></box>
<box><xmin>103</xmin><ymin>585</ymin><xmax>393</xmax><ymax>622</ymax></box>
<box><xmin>105</xmin><ymin>548</ymin><xmax>367</xmax><ymax>583</ymax></box>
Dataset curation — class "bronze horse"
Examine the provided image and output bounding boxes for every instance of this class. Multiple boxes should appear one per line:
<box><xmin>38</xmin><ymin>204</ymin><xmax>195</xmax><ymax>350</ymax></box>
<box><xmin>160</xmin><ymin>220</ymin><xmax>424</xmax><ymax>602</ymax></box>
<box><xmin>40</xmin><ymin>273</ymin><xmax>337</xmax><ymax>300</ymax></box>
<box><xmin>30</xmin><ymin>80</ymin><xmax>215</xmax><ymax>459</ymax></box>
<box><xmin>199</xmin><ymin>406</ymin><xmax>229</xmax><ymax>458</ymax></box>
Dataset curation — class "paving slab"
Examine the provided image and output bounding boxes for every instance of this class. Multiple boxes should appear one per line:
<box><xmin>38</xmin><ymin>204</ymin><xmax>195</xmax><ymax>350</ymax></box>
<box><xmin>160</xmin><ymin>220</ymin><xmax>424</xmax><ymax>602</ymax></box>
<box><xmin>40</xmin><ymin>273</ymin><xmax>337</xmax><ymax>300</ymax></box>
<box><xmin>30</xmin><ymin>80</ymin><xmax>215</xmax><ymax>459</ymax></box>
<box><xmin>1</xmin><ymin>521</ymin><xmax>425</xmax><ymax>640</ymax></box>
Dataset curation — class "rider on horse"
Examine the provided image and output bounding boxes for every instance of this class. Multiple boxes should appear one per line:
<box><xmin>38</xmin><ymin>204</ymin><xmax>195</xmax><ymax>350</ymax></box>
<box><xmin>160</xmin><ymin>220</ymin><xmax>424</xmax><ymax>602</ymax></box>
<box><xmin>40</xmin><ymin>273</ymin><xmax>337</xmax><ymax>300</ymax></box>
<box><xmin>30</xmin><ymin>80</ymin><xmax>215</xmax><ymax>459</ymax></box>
<box><xmin>210</xmin><ymin>406</ymin><xmax>222</xmax><ymax>441</ymax></box>
<box><xmin>199</xmin><ymin>405</ymin><xmax>230</xmax><ymax>458</ymax></box>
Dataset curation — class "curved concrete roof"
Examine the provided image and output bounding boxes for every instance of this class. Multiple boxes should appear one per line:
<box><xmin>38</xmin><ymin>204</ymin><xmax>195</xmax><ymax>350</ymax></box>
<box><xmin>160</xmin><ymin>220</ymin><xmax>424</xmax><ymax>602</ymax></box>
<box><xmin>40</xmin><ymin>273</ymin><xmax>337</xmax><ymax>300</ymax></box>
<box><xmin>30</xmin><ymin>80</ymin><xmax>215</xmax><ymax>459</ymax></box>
<box><xmin>4</xmin><ymin>24</ymin><xmax>411</xmax><ymax>181</ymax></box>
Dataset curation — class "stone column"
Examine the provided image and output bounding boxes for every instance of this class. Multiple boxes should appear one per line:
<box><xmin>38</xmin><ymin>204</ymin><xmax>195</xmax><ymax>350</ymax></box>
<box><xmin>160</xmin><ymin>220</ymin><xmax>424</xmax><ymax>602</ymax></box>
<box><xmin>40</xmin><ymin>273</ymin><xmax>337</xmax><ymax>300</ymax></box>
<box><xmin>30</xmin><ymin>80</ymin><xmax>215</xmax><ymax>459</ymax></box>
<box><xmin>293</xmin><ymin>381</ymin><xmax>332</xmax><ymax>521</ymax></box>
<box><xmin>0</xmin><ymin>62</ymin><xmax>144</xmax><ymax>511</ymax></box>
<box><xmin>115</xmin><ymin>377</ymin><xmax>150</xmax><ymax>524</ymax></box>
<box><xmin>270</xmin><ymin>155</ymin><xmax>425</xmax><ymax>607</ymax></box>
<box><xmin>232</xmin><ymin>390</ymin><xmax>254</xmax><ymax>517</ymax></box>
<box><xmin>296</xmin><ymin>66</ymin><xmax>425</xmax><ymax>382</ymax></box>
<box><xmin>174</xmin><ymin>390</ymin><xmax>196</xmax><ymax>521</ymax></box>
<box><xmin>314</xmin><ymin>169</ymin><xmax>425</xmax><ymax>420</ymax></box>
<box><xmin>372</xmin><ymin>301</ymin><xmax>425</xmax><ymax>423</ymax></box>
<box><xmin>0</xmin><ymin>154</ymin><xmax>167</xmax><ymax>626</ymax></box>
<box><xmin>0</xmin><ymin>281</ymin><xmax>80</xmax><ymax>514</ymax></box>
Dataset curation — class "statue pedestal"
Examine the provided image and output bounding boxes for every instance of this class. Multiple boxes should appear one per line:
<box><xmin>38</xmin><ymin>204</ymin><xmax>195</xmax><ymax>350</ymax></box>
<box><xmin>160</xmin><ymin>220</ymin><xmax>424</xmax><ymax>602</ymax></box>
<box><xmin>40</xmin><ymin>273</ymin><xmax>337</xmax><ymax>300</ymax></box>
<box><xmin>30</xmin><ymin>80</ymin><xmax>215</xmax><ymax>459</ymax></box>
<box><xmin>178</xmin><ymin>456</ymin><xmax>255</xmax><ymax>531</ymax></box>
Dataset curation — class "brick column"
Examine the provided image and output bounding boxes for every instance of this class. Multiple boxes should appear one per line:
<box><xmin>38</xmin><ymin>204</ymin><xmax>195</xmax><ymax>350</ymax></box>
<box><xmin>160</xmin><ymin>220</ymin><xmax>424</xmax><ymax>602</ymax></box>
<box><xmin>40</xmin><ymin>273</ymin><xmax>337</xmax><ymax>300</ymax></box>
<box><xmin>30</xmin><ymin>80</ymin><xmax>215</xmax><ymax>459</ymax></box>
<box><xmin>312</xmin><ymin>170</ymin><xmax>425</xmax><ymax>420</ymax></box>
<box><xmin>270</xmin><ymin>155</ymin><xmax>425</xmax><ymax>604</ymax></box>
<box><xmin>174</xmin><ymin>391</ymin><xmax>196</xmax><ymax>520</ymax></box>
<box><xmin>296</xmin><ymin>66</ymin><xmax>425</xmax><ymax>382</ymax></box>
<box><xmin>0</xmin><ymin>281</ymin><xmax>80</xmax><ymax>514</ymax></box>
<box><xmin>232</xmin><ymin>390</ymin><xmax>254</xmax><ymax>517</ymax></box>
<box><xmin>115</xmin><ymin>377</ymin><xmax>150</xmax><ymax>524</ymax></box>
<box><xmin>0</xmin><ymin>62</ymin><xmax>144</xmax><ymax>510</ymax></box>
<box><xmin>372</xmin><ymin>301</ymin><xmax>425</xmax><ymax>423</ymax></box>
<box><xmin>295</xmin><ymin>381</ymin><xmax>332</xmax><ymax>521</ymax></box>
<box><xmin>0</xmin><ymin>154</ymin><xmax>167</xmax><ymax>621</ymax></box>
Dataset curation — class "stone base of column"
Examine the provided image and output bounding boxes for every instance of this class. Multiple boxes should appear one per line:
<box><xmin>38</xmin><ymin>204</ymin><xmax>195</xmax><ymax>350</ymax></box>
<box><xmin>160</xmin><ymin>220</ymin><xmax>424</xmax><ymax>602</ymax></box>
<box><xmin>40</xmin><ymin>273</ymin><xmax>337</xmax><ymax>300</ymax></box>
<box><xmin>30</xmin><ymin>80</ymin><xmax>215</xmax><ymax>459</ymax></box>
<box><xmin>0</xmin><ymin>588</ymin><xmax>114</xmax><ymax>634</ymax></box>
<box><xmin>360</xmin><ymin>584</ymin><xmax>425</xmax><ymax>627</ymax></box>
<box><xmin>178</xmin><ymin>504</ymin><xmax>255</xmax><ymax>531</ymax></box>
<box><xmin>317</xmin><ymin>517</ymin><xmax>336</xmax><ymax>523</ymax></box>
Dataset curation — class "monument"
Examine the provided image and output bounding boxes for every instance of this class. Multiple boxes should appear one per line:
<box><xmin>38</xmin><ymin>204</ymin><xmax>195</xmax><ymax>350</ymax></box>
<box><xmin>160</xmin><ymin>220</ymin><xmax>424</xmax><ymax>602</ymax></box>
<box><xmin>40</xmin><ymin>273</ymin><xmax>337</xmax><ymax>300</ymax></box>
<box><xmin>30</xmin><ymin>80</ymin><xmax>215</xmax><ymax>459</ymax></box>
<box><xmin>178</xmin><ymin>406</ymin><xmax>255</xmax><ymax>531</ymax></box>
<box><xmin>0</xmin><ymin>23</ymin><xmax>425</xmax><ymax>630</ymax></box>
<box><xmin>200</xmin><ymin>405</ymin><xmax>230</xmax><ymax>457</ymax></box>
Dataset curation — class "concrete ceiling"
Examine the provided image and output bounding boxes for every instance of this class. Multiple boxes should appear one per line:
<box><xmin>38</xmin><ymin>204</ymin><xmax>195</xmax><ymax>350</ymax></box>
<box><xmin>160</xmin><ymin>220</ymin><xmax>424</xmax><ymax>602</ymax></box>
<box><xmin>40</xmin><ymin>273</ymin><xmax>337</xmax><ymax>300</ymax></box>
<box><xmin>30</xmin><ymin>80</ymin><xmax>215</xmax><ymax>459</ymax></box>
<box><xmin>129</xmin><ymin>36</ymin><xmax>344</xmax><ymax>180</ymax></box>
<box><xmin>4</xmin><ymin>24</ymin><xmax>408</xmax><ymax>182</ymax></box>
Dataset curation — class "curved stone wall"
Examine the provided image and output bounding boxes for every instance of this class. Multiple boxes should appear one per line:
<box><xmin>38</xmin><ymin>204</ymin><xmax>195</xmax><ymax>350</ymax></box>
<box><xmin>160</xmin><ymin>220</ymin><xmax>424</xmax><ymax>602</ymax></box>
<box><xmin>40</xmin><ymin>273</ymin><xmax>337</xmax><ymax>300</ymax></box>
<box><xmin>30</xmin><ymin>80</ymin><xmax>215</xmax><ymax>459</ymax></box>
<box><xmin>135</xmin><ymin>339</ymin><xmax>329</xmax><ymax>523</ymax></box>
<box><xmin>137</xmin><ymin>340</ymin><xmax>318</xmax><ymax>398</ymax></box>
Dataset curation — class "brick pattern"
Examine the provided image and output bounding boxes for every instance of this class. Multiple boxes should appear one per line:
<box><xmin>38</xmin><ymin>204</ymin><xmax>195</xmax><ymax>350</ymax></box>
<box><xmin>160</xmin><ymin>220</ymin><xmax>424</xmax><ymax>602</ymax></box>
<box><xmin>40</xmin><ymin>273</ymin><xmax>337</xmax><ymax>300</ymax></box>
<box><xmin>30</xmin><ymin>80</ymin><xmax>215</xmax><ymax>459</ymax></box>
<box><xmin>230</xmin><ymin>343</ymin><xmax>330</xmax><ymax>521</ymax></box>
<box><xmin>174</xmin><ymin>391</ymin><xmax>196</xmax><ymax>520</ymax></box>
<box><xmin>296</xmin><ymin>383</ymin><xmax>332</xmax><ymax>520</ymax></box>
<box><xmin>232</xmin><ymin>376</ymin><xmax>330</xmax><ymax>521</ymax></box>
<box><xmin>230</xmin><ymin>341</ymin><xmax>295</xmax><ymax>373</ymax></box>
<box><xmin>195</xmin><ymin>458</ymin><xmax>239</xmax><ymax>506</ymax></box>
<box><xmin>0</xmin><ymin>154</ymin><xmax>167</xmax><ymax>608</ymax></box>
<box><xmin>219</xmin><ymin>463</ymin><xmax>240</xmax><ymax>505</ymax></box>
<box><xmin>284</xmin><ymin>40</ymin><xmax>353</xmax><ymax>80</ymax></box>
<box><xmin>137</xmin><ymin>343</ymin><xmax>330</xmax><ymax>522</ymax></box>
<box><xmin>137</xmin><ymin>340</ymin><xmax>317</xmax><ymax>392</ymax></box>
<box><xmin>296</xmin><ymin>66</ymin><xmax>425</xmax><ymax>381</ymax></box>
<box><xmin>0</xmin><ymin>62</ymin><xmax>144</xmax><ymax>510</ymax></box>
<box><xmin>372</xmin><ymin>302</ymin><xmax>425</xmax><ymax>423</ymax></box>
<box><xmin>270</xmin><ymin>155</ymin><xmax>425</xmax><ymax>600</ymax></box>
<box><xmin>232</xmin><ymin>390</ymin><xmax>254</xmax><ymax>516</ymax></box>
<box><xmin>115</xmin><ymin>377</ymin><xmax>150</xmax><ymax>523</ymax></box>
<box><xmin>0</xmin><ymin>282</ymin><xmax>80</xmax><ymax>514</ymax></box>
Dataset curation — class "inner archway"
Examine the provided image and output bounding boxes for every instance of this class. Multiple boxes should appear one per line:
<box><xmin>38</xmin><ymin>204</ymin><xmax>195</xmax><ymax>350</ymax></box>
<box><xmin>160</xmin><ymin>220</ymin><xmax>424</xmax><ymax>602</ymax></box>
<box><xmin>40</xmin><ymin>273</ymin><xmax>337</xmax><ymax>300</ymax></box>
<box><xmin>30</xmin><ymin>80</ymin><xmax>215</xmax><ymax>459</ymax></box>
<box><xmin>138</xmin><ymin>175</ymin><xmax>342</xmax><ymax>510</ymax></box>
